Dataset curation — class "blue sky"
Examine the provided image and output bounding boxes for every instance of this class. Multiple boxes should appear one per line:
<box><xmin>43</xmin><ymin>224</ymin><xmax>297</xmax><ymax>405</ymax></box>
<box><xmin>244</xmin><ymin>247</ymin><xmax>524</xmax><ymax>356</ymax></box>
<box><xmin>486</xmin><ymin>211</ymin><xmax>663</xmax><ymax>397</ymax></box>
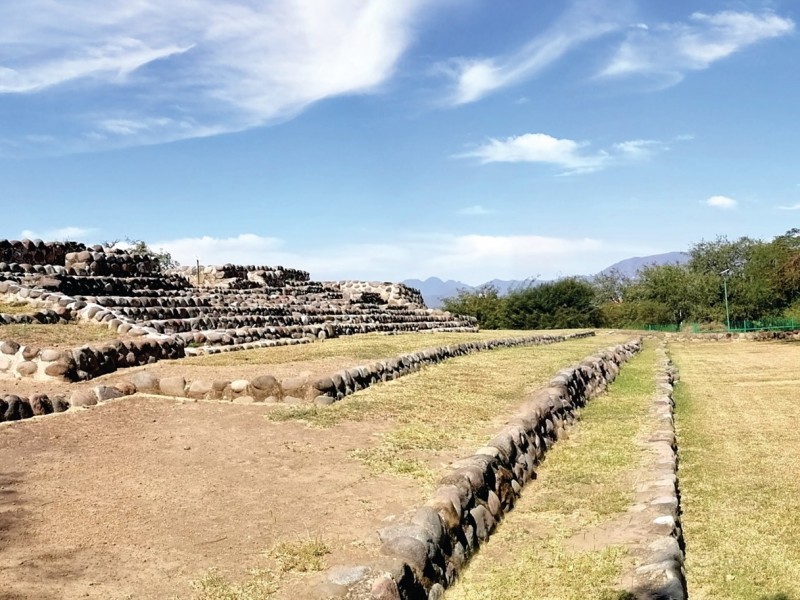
<box><xmin>1</xmin><ymin>0</ymin><xmax>797</xmax><ymax>284</ymax></box>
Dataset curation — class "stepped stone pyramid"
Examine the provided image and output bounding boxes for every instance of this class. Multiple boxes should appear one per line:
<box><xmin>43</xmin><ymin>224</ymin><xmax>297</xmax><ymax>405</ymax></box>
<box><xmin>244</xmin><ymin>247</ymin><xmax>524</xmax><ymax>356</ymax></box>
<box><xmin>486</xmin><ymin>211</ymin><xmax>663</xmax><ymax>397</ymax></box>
<box><xmin>0</xmin><ymin>239</ymin><xmax>476</xmax><ymax>382</ymax></box>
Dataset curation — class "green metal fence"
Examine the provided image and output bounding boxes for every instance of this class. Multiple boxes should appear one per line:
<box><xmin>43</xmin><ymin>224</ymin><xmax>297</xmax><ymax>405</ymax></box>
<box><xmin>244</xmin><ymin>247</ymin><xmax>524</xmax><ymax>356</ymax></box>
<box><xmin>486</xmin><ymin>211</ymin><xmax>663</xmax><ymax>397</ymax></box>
<box><xmin>688</xmin><ymin>319</ymin><xmax>799</xmax><ymax>333</ymax></box>
<box><xmin>641</xmin><ymin>319</ymin><xmax>799</xmax><ymax>333</ymax></box>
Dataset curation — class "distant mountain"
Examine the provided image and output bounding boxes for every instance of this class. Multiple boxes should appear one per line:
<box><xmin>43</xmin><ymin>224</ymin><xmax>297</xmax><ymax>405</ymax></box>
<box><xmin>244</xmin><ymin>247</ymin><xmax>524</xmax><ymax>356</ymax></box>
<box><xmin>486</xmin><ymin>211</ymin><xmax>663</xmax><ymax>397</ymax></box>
<box><xmin>402</xmin><ymin>277</ymin><xmax>475</xmax><ymax>309</ymax></box>
<box><xmin>404</xmin><ymin>252</ymin><xmax>689</xmax><ymax>308</ymax></box>
<box><xmin>483</xmin><ymin>277</ymin><xmax>539</xmax><ymax>295</ymax></box>
<box><xmin>599</xmin><ymin>252</ymin><xmax>689</xmax><ymax>278</ymax></box>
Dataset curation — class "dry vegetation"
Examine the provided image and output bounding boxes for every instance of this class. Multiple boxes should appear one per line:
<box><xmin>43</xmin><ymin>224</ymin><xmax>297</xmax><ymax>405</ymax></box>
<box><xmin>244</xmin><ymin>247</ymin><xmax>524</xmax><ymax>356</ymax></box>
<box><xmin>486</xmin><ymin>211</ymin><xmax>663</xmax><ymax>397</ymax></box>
<box><xmin>182</xmin><ymin>330</ymin><xmax>537</xmax><ymax>367</ymax></box>
<box><xmin>0</xmin><ymin>299</ymin><xmax>37</xmax><ymax>315</ymax></box>
<box><xmin>269</xmin><ymin>333</ymin><xmax>635</xmax><ymax>484</ymax></box>
<box><xmin>0</xmin><ymin>321</ymin><xmax>123</xmax><ymax>347</ymax></box>
<box><xmin>671</xmin><ymin>340</ymin><xmax>800</xmax><ymax>600</ymax></box>
<box><xmin>447</xmin><ymin>342</ymin><xmax>658</xmax><ymax>600</ymax></box>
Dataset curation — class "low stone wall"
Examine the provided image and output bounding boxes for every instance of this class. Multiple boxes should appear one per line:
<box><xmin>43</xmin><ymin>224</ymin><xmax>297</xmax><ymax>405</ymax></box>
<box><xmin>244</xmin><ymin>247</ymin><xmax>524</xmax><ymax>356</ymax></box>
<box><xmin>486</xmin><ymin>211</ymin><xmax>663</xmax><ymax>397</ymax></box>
<box><xmin>0</xmin><ymin>337</ymin><xmax>187</xmax><ymax>383</ymax></box>
<box><xmin>171</xmin><ymin>264</ymin><xmax>310</xmax><ymax>286</ymax></box>
<box><xmin>622</xmin><ymin>346</ymin><xmax>686</xmax><ymax>598</ymax></box>
<box><xmin>138</xmin><ymin>332</ymin><xmax>596</xmax><ymax>404</ymax></box>
<box><xmin>336</xmin><ymin>281</ymin><xmax>425</xmax><ymax>308</ymax></box>
<box><xmin>0</xmin><ymin>392</ymin><xmax>71</xmax><ymax>422</ymax></box>
<box><xmin>64</xmin><ymin>249</ymin><xmax>162</xmax><ymax>277</ymax></box>
<box><xmin>665</xmin><ymin>329</ymin><xmax>800</xmax><ymax>342</ymax></box>
<box><xmin>324</xmin><ymin>338</ymin><xmax>642</xmax><ymax>599</ymax></box>
<box><xmin>0</xmin><ymin>239</ymin><xmax>85</xmax><ymax>266</ymax></box>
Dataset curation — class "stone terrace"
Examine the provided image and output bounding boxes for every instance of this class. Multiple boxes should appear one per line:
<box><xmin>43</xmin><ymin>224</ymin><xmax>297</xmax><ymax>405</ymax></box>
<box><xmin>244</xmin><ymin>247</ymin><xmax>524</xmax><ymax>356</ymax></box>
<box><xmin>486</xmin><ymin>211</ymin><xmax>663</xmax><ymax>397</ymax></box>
<box><xmin>0</xmin><ymin>239</ymin><xmax>476</xmax><ymax>383</ymax></box>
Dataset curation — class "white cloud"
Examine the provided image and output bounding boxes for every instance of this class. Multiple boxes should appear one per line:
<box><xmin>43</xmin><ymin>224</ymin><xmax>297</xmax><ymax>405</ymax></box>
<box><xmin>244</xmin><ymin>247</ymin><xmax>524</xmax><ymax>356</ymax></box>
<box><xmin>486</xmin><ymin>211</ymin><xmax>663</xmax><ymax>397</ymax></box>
<box><xmin>458</xmin><ymin>205</ymin><xmax>494</xmax><ymax>216</ymax></box>
<box><xmin>706</xmin><ymin>195</ymin><xmax>737</xmax><ymax>209</ymax></box>
<box><xmin>441</xmin><ymin>1</ymin><xmax>624</xmax><ymax>105</ymax></box>
<box><xmin>458</xmin><ymin>132</ymin><xmax>669</xmax><ymax>175</ymax></box>
<box><xmin>20</xmin><ymin>226</ymin><xmax>97</xmax><ymax>240</ymax></box>
<box><xmin>0</xmin><ymin>38</ymin><xmax>192</xmax><ymax>94</ymax></box>
<box><xmin>777</xmin><ymin>203</ymin><xmax>800</xmax><ymax>211</ymax></box>
<box><xmin>0</xmin><ymin>0</ymin><xmax>434</xmax><ymax>149</ymax></box>
<box><xmin>601</xmin><ymin>10</ymin><xmax>794</xmax><ymax>84</ymax></box>
<box><xmin>155</xmin><ymin>232</ymin><xmax>643</xmax><ymax>285</ymax></box>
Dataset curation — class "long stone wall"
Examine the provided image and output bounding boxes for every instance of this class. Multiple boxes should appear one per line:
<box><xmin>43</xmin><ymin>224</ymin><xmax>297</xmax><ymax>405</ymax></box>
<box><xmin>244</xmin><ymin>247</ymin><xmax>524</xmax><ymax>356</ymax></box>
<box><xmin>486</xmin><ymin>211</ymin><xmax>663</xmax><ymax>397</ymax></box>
<box><xmin>134</xmin><ymin>332</ymin><xmax>596</xmax><ymax>404</ymax></box>
<box><xmin>621</xmin><ymin>345</ymin><xmax>686</xmax><ymax>598</ymax></box>
<box><xmin>324</xmin><ymin>338</ymin><xmax>642</xmax><ymax>599</ymax></box>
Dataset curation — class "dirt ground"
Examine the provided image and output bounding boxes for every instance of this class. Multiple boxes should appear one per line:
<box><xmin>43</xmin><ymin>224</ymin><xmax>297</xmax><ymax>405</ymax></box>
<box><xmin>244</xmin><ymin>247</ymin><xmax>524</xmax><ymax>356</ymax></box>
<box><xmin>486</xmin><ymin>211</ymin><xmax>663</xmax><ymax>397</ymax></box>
<box><xmin>0</xmin><ymin>332</ymin><xmax>633</xmax><ymax>600</ymax></box>
<box><xmin>0</xmin><ymin>397</ymin><xmax>425</xmax><ymax>600</ymax></box>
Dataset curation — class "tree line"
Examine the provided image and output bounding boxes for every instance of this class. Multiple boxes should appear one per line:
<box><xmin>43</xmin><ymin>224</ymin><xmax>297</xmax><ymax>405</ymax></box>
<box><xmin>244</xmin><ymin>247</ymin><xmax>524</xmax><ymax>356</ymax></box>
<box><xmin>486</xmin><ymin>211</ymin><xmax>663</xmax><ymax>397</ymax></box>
<box><xmin>441</xmin><ymin>229</ymin><xmax>800</xmax><ymax>330</ymax></box>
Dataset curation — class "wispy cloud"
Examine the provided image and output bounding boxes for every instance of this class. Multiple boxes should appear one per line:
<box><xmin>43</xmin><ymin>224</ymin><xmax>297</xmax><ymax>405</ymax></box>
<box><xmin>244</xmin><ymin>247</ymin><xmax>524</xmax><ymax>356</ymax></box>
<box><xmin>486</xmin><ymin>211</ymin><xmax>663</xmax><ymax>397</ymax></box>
<box><xmin>0</xmin><ymin>1</ymin><xmax>433</xmax><ymax>151</ymax></box>
<box><xmin>155</xmin><ymin>232</ymin><xmax>645</xmax><ymax>284</ymax></box>
<box><xmin>706</xmin><ymin>195</ymin><xmax>737</xmax><ymax>210</ymax></box>
<box><xmin>458</xmin><ymin>132</ymin><xmax>671</xmax><ymax>175</ymax></box>
<box><xmin>458</xmin><ymin>205</ymin><xmax>494</xmax><ymax>216</ymax></box>
<box><xmin>440</xmin><ymin>0</ymin><xmax>626</xmax><ymax>105</ymax></box>
<box><xmin>777</xmin><ymin>203</ymin><xmax>800</xmax><ymax>211</ymax></box>
<box><xmin>20</xmin><ymin>226</ymin><xmax>97</xmax><ymax>240</ymax></box>
<box><xmin>600</xmin><ymin>11</ymin><xmax>794</xmax><ymax>85</ymax></box>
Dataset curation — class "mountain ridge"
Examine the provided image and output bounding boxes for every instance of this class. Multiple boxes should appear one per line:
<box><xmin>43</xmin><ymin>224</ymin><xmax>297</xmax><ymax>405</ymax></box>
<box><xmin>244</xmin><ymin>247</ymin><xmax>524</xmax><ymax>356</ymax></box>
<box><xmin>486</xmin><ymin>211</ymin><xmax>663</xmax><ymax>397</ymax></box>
<box><xmin>404</xmin><ymin>251</ymin><xmax>690</xmax><ymax>308</ymax></box>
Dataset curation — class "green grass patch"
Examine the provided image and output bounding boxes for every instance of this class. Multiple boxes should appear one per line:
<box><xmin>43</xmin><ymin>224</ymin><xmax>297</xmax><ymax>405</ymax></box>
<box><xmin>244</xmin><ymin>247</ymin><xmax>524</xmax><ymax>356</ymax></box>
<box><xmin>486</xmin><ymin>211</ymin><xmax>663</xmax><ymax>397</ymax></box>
<box><xmin>447</xmin><ymin>341</ymin><xmax>658</xmax><ymax>599</ymax></box>
<box><xmin>671</xmin><ymin>341</ymin><xmax>800</xmax><ymax>600</ymax></box>
<box><xmin>270</xmin><ymin>333</ymin><xmax>636</xmax><ymax>482</ymax></box>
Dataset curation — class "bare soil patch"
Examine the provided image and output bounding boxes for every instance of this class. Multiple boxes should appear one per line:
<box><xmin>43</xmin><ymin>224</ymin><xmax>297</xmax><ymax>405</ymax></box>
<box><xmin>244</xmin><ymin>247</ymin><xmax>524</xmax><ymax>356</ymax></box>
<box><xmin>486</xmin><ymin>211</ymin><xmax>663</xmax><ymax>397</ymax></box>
<box><xmin>0</xmin><ymin>397</ymin><xmax>424</xmax><ymax>600</ymax></box>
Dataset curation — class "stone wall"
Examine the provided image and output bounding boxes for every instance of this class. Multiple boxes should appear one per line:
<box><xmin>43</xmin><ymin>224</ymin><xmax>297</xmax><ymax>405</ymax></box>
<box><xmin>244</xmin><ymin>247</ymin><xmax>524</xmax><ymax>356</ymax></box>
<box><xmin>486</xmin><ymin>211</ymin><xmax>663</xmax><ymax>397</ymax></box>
<box><xmin>622</xmin><ymin>345</ymin><xmax>686</xmax><ymax>598</ymax></box>
<box><xmin>135</xmin><ymin>332</ymin><xmax>596</xmax><ymax>404</ymax></box>
<box><xmin>0</xmin><ymin>336</ymin><xmax>187</xmax><ymax>382</ymax></box>
<box><xmin>171</xmin><ymin>264</ymin><xmax>310</xmax><ymax>287</ymax></box>
<box><xmin>0</xmin><ymin>239</ymin><xmax>84</xmax><ymax>266</ymax></box>
<box><xmin>327</xmin><ymin>338</ymin><xmax>643</xmax><ymax>599</ymax></box>
<box><xmin>64</xmin><ymin>248</ymin><xmax>162</xmax><ymax>276</ymax></box>
<box><xmin>337</xmin><ymin>281</ymin><xmax>425</xmax><ymax>308</ymax></box>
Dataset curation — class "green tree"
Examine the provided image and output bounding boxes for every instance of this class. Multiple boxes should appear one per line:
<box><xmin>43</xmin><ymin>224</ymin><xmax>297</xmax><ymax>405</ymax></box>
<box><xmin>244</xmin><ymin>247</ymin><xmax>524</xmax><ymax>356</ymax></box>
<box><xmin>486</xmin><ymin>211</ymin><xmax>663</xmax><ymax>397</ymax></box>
<box><xmin>627</xmin><ymin>265</ymin><xmax>714</xmax><ymax>329</ymax></box>
<box><xmin>128</xmin><ymin>239</ymin><xmax>178</xmax><ymax>271</ymax></box>
<box><xmin>440</xmin><ymin>284</ymin><xmax>506</xmax><ymax>329</ymax></box>
<box><xmin>504</xmin><ymin>278</ymin><xmax>601</xmax><ymax>329</ymax></box>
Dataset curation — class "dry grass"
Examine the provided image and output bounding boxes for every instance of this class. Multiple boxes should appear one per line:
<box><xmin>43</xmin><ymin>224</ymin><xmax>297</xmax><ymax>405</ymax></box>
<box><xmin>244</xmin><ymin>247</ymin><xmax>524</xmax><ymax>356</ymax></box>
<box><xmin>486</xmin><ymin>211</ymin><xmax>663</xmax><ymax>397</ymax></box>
<box><xmin>186</xmin><ymin>569</ymin><xmax>278</xmax><ymax>600</ymax></box>
<box><xmin>269</xmin><ymin>333</ymin><xmax>635</xmax><ymax>482</ymax></box>
<box><xmin>269</xmin><ymin>536</ymin><xmax>331</xmax><ymax>573</ymax></box>
<box><xmin>671</xmin><ymin>340</ymin><xmax>800</xmax><ymax>600</ymax></box>
<box><xmin>0</xmin><ymin>299</ymin><xmax>37</xmax><ymax>315</ymax></box>
<box><xmin>0</xmin><ymin>322</ymin><xmax>121</xmax><ymax>347</ymax></box>
<box><xmin>182</xmin><ymin>330</ymin><xmax>537</xmax><ymax>367</ymax></box>
<box><xmin>447</xmin><ymin>341</ymin><xmax>658</xmax><ymax>600</ymax></box>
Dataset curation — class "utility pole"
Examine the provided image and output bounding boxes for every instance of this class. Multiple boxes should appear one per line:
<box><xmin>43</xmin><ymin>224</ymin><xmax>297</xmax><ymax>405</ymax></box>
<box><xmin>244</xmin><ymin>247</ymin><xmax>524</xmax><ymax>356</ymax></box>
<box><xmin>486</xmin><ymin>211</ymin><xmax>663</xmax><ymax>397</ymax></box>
<box><xmin>720</xmin><ymin>269</ymin><xmax>731</xmax><ymax>331</ymax></box>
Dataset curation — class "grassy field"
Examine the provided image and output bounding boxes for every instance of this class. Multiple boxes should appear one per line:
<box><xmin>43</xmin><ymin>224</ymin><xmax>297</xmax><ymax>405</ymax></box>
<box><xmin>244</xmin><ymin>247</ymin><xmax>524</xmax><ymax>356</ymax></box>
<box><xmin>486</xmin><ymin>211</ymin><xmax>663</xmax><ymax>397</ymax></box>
<box><xmin>446</xmin><ymin>341</ymin><xmax>658</xmax><ymax>600</ymax></box>
<box><xmin>671</xmin><ymin>340</ymin><xmax>800</xmax><ymax>600</ymax></box>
